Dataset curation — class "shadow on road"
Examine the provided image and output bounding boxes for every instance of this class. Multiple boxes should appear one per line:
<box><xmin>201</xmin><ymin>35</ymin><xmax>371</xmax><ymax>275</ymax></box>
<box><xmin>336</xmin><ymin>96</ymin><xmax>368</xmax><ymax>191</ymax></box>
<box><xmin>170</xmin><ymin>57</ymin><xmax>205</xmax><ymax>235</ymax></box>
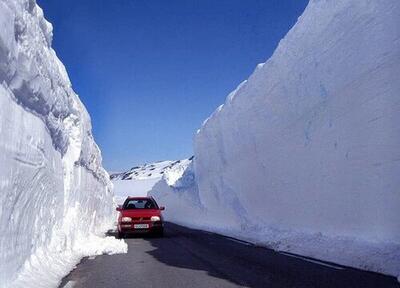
<box><xmin>143</xmin><ymin>223</ymin><xmax>399</xmax><ymax>288</ymax></box>
<box><xmin>60</xmin><ymin>223</ymin><xmax>398</xmax><ymax>288</ymax></box>
<box><xmin>106</xmin><ymin>229</ymin><xmax>162</xmax><ymax>239</ymax></box>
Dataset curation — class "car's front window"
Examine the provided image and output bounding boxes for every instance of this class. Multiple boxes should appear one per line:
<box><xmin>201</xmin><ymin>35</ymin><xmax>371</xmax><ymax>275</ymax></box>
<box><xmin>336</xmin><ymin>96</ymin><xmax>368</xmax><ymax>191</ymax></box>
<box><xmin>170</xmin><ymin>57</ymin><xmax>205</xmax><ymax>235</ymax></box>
<box><xmin>123</xmin><ymin>199</ymin><xmax>157</xmax><ymax>210</ymax></box>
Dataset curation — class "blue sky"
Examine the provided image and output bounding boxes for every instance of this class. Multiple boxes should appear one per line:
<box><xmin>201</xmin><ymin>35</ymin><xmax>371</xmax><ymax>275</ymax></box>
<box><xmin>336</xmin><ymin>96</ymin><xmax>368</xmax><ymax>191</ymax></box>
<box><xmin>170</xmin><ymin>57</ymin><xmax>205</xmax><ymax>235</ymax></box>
<box><xmin>37</xmin><ymin>0</ymin><xmax>308</xmax><ymax>171</ymax></box>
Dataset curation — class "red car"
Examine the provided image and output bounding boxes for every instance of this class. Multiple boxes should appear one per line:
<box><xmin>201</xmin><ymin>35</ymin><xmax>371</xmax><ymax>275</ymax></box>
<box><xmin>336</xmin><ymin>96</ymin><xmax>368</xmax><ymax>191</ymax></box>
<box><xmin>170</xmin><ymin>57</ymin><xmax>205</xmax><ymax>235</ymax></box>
<box><xmin>116</xmin><ymin>196</ymin><xmax>165</xmax><ymax>238</ymax></box>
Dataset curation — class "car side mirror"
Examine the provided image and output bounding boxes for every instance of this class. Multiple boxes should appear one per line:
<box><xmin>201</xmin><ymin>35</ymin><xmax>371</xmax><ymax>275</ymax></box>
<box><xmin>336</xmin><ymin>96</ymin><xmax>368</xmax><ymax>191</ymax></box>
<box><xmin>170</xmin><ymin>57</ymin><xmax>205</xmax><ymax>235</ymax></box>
<box><xmin>159</xmin><ymin>206</ymin><xmax>165</xmax><ymax>211</ymax></box>
<box><xmin>116</xmin><ymin>206</ymin><xmax>122</xmax><ymax>212</ymax></box>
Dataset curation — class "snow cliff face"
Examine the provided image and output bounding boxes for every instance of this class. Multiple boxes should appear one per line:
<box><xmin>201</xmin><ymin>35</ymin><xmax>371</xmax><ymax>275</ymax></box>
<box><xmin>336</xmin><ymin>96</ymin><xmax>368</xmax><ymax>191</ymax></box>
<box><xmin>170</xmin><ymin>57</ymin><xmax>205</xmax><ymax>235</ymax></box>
<box><xmin>196</xmin><ymin>0</ymin><xmax>400</xmax><ymax>236</ymax></box>
<box><xmin>149</xmin><ymin>158</ymin><xmax>204</xmax><ymax>227</ymax></box>
<box><xmin>0</xmin><ymin>1</ymin><xmax>126</xmax><ymax>287</ymax></box>
<box><xmin>151</xmin><ymin>0</ymin><xmax>400</xmax><ymax>278</ymax></box>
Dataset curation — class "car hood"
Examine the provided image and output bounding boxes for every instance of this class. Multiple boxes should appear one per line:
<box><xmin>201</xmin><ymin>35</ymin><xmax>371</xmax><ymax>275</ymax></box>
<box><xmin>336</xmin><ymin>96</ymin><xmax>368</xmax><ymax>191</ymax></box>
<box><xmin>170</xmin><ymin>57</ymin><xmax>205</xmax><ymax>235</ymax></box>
<box><xmin>121</xmin><ymin>209</ymin><xmax>161</xmax><ymax>217</ymax></box>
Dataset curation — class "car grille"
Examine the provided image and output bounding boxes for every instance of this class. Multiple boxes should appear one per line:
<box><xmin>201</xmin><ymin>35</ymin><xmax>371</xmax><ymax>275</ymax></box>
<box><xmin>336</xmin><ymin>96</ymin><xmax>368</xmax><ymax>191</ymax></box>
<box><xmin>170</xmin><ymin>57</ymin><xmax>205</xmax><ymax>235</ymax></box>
<box><xmin>132</xmin><ymin>217</ymin><xmax>151</xmax><ymax>221</ymax></box>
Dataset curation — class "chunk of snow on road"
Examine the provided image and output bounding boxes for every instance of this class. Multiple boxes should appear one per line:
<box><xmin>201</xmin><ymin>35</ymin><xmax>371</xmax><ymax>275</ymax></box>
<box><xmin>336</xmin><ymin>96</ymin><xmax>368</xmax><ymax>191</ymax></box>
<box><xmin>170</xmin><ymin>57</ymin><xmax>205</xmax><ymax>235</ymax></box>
<box><xmin>11</xmin><ymin>235</ymin><xmax>127</xmax><ymax>288</ymax></box>
<box><xmin>61</xmin><ymin>281</ymin><xmax>76</xmax><ymax>288</ymax></box>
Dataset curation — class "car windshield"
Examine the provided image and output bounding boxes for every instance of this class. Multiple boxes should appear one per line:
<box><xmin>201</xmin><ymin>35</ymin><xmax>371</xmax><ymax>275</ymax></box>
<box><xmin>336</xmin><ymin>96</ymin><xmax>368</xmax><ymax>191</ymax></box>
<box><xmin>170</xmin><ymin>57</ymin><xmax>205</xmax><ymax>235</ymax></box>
<box><xmin>123</xmin><ymin>199</ymin><xmax>157</xmax><ymax>210</ymax></box>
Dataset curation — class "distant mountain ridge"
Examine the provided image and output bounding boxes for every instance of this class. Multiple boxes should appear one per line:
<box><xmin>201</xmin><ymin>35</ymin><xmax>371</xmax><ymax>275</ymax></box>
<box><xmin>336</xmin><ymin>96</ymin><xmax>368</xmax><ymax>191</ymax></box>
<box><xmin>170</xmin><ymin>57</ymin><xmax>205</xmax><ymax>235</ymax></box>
<box><xmin>110</xmin><ymin>157</ymin><xmax>194</xmax><ymax>204</ymax></box>
<box><xmin>110</xmin><ymin>157</ymin><xmax>194</xmax><ymax>181</ymax></box>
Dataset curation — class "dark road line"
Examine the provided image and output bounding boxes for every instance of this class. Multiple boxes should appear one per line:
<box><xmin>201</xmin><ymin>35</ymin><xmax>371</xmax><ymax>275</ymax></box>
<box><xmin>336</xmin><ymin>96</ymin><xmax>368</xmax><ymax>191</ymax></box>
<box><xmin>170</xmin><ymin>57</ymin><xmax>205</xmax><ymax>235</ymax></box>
<box><xmin>59</xmin><ymin>223</ymin><xmax>399</xmax><ymax>288</ymax></box>
<box><xmin>277</xmin><ymin>251</ymin><xmax>344</xmax><ymax>270</ymax></box>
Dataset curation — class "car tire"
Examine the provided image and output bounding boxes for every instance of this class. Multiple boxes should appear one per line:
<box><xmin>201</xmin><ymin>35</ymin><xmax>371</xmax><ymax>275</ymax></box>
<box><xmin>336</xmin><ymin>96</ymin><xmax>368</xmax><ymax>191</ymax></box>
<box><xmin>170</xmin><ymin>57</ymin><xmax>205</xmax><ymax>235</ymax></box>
<box><xmin>117</xmin><ymin>231</ymin><xmax>125</xmax><ymax>239</ymax></box>
<box><xmin>156</xmin><ymin>229</ymin><xmax>164</xmax><ymax>238</ymax></box>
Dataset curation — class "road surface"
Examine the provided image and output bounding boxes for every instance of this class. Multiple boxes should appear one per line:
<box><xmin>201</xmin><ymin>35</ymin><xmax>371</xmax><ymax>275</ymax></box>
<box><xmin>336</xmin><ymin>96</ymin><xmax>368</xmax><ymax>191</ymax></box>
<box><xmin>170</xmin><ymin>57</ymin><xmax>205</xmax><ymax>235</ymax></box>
<box><xmin>60</xmin><ymin>223</ymin><xmax>398</xmax><ymax>288</ymax></box>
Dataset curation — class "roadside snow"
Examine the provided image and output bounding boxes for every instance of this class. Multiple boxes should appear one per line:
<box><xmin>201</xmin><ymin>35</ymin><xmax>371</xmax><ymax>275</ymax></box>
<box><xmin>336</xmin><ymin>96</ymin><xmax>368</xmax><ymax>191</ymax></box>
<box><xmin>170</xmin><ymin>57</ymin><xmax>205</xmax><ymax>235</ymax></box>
<box><xmin>150</xmin><ymin>0</ymin><xmax>400</xmax><ymax>279</ymax></box>
<box><xmin>11</xmin><ymin>235</ymin><xmax>126</xmax><ymax>288</ymax></box>
<box><xmin>149</xmin><ymin>159</ymin><xmax>203</xmax><ymax>224</ymax></box>
<box><xmin>111</xmin><ymin>159</ymin><xmax>191</xmax><ymax>204</ymax></box>
<box><xmin>0</xmin><ymin>1</ymin><xmax>126</xmax><ymax>287</ymax></box>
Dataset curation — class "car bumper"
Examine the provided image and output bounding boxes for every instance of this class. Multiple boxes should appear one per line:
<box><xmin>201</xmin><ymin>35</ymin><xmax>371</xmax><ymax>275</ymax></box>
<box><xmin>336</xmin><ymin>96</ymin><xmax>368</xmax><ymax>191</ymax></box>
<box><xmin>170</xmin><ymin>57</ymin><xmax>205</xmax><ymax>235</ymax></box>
<box><xmin>118</xmin><ymin>221</ymin><xmax>163</xmax><ymax>234</ymax></box>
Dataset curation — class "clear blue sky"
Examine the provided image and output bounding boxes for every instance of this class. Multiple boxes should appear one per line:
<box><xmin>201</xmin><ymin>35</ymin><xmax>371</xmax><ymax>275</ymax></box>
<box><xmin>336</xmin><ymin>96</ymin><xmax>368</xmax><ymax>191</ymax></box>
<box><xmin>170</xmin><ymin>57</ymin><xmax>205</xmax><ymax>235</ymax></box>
<box><xmin>36</xmin><ymin>0</ymin><xmax>308</xmax><ymax>172</ymax></box>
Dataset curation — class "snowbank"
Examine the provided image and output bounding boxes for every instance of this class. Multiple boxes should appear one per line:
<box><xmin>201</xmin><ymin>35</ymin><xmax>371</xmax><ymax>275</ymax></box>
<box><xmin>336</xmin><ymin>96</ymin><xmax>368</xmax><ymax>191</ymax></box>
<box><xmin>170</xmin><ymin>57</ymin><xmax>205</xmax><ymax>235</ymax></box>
<box><xmin>149</xmin><ymin>159</ymin><xmax>204</xmax><ymax>224</ymax></box>
<box><xmin>151</xmin><ymin>0</ymin><xmax>400</xmax><ymax>278</ymax></box>
<box><xmin>112</xmin><ymin>160</ymin><xmax>192</xmax><ymax>204</ymax></box>
<box><xmin>0</xmin><ymin>1</ymin><xmax>126</xmax><ymax>287</ymax></box>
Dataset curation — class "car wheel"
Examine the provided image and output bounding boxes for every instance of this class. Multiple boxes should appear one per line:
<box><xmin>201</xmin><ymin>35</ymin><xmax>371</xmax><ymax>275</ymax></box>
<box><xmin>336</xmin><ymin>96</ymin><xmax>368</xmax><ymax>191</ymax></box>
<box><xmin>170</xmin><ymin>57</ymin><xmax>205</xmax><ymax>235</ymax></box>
<box><xmin>156</xmin><ymin>229</ymin><xmax>164</xmax><ymax>238</ymax></box>
<box><xmin>117</xmin><ymin>231</ymin><xmax>125</xmax><ymax>239</ymax></box>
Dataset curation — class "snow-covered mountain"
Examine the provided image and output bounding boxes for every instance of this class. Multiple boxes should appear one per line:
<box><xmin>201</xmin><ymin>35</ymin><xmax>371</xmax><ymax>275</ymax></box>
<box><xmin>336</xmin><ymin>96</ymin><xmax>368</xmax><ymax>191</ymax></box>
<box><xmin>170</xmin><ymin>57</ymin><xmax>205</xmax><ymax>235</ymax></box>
<box><xmin>0</xmin><ymin>1</ymin><xmax>126</xmax><ymax>287</ymax></box>
<box><xmin>150</xmin><ymin>0</ymin><xmax>400</xmax><ymax>279</ymax></box>
<box><xmin>110</xmin><ymin>159</ymin><xmax>193</xmax><ymax>181</ymax></box>
<box><xmin>111</xmin><ymin>158</ymin><xmax>193</xmax><ymax>204</ymax></box>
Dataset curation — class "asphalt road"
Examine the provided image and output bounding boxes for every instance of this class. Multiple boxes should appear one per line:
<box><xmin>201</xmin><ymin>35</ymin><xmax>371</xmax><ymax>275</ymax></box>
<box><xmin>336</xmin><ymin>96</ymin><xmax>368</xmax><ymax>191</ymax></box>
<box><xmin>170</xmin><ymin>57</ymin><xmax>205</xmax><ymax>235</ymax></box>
<box><xmin>60</xmin><ymin>223</ymin><xmax>399</xmax><ymax>288</ymax></box>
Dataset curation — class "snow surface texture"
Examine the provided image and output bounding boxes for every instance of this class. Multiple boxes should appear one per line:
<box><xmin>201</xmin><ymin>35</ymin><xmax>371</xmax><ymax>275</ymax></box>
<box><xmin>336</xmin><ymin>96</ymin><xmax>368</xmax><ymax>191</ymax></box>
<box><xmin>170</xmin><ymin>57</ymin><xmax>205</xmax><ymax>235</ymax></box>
<box><xmin>0</xmin><ymin>1</ymin><xmax>127</xmax><ymax>287</ymax></box>
<box><xmin>111</xmin><ymin>159</ymin><xmax>193</xmax><ymax>204</ymax></box>
<box><xmin>149</xmin><ymin>159</ymin><xmax>205</xmax><ymax>226</ymax></box>
<box><xmin>151</xmin><ymin>0</ymin><xmax>400</xmax><ymax>278</ymax></box>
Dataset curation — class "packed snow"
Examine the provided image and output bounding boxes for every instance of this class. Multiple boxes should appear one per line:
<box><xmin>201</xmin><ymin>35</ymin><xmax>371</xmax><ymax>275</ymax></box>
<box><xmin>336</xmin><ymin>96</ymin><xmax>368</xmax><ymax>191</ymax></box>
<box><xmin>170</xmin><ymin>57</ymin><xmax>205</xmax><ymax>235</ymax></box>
<box><xmin>150</xmin><ymin>0</ymin><xmax>400</xmax><ymax>279</ymax></box>
<box><xmin>149</xmin><ymin>158</ymin><xmax>204</xmax><ymax>224</ymax></box>
<box><xmin>111</xmin><ymin>159</ymin><xmax>193</xmax><ymax>204</ymax></box>
<box><xmin>0</xmin><ymin>1</ymin><xmax>126</xmax><ymax>287</ymax></box>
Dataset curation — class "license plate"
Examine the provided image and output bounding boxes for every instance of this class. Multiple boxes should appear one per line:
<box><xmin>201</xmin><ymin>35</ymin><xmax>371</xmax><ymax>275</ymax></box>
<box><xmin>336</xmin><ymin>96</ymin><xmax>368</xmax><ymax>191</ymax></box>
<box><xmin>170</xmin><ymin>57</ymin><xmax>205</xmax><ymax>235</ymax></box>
<box><xmin>134</xmin><ymin>224</ymin><xmax>149</xmax><ymax>229</ymax></box>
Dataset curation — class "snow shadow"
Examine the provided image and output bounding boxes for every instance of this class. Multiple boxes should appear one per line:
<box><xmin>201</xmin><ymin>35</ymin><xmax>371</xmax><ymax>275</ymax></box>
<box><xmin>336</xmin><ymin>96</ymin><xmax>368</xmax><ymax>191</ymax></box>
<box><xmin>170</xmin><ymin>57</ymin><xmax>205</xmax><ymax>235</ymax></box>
<box><xmin>144</xmin><ymin>223</ymin><xmax>399</xmax><ymax>288</ymax></box>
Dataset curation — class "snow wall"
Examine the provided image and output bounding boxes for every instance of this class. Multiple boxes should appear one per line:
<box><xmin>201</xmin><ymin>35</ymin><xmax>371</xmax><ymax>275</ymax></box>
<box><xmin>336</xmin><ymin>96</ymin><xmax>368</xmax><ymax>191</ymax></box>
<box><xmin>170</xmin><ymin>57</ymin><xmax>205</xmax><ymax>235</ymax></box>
<box><xmin>0</xmin><ymin>1</ymin><xmax>126</xmax><ymax>287</ymax></box>
<box><xmin>151</xmin><ymin>0</ymin><xmax>400</xmax><ymax>278</ymax></box>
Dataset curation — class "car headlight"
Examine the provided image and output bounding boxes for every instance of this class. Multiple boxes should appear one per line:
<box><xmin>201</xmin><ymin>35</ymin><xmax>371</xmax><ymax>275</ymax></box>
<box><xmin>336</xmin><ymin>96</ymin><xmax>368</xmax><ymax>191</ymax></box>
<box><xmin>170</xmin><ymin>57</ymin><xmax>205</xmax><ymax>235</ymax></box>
<box><xmin>151</xmin><ymin>216</ymin><xmax>161</xmax><ymax>222</ymax></box>
<box><xmin>121</xmin><ymin>217</ymin><xmax>132</xmax><ymax>222</ymax></box>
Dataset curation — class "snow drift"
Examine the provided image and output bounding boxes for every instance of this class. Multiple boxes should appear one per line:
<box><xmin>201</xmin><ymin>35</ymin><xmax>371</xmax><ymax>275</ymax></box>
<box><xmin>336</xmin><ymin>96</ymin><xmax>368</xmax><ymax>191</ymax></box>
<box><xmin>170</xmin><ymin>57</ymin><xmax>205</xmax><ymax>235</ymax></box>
<box><xmin>0</xmin><ymin>1</ymin><xmax>126</xmax><ymax>287</ymax></box>
<box><xmin>149</xmin><ymin>159</ymin><xmax>208</xmax><ymax>231</ymax></box>
<box><xmin>151</xmin><ymin>0</ymin><xmax>400</xmax><ymax>278</ymax></box>
<box><xmin>111</xmin><ymin>159</ymin><xmax>194</xmax><ymax>204</ymax></box>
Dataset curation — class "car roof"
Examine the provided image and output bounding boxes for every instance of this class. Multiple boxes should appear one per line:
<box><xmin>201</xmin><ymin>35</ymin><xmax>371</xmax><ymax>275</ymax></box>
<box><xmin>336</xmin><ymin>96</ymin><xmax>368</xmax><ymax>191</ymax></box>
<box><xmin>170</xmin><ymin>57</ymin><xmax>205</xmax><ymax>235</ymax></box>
<box><xmin>126</xmin><ymin>196</ymin><xmax>152</xmax><ymax>200</ymax></box>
